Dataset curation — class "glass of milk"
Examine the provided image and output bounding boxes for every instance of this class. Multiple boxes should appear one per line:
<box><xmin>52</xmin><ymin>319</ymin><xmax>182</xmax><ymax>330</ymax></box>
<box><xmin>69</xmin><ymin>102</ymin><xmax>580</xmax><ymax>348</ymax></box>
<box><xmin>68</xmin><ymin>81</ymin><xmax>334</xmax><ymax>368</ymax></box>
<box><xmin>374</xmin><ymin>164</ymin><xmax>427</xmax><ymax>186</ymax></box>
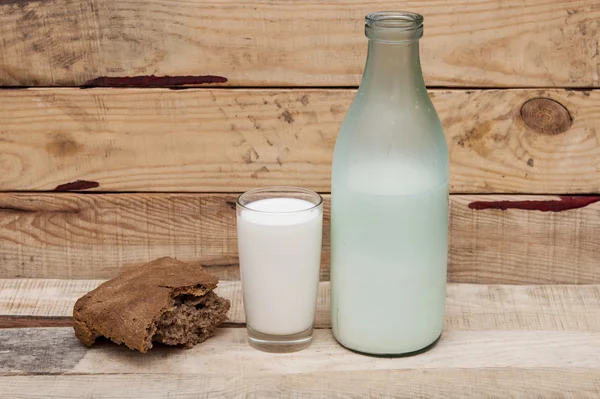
<box><xmin>236</xmin><ymin>186</ymin><xmax>323</xmax><ymax>352</ymax></box>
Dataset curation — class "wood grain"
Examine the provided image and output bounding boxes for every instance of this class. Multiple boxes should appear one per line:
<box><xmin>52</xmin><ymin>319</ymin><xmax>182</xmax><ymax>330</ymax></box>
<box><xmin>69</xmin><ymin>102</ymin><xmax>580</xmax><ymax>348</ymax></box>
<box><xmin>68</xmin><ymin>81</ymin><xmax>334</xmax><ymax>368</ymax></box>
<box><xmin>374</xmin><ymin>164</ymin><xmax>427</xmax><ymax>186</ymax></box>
<box><xmin>1</xmin><ymin>193</ymin><xmax>599</xmax><ymax>284</ymax></box>
<box><xmin>1</xmin><ymin>370</ymin><xmax>599</xmax><ymax>398</ymax></box>
<box><xmin>1</xmin><ymin>328</ymin><xmax>599</xmax><ymax>375</ymax></box>
<box><xmin>0</xmin><ymin>0</ymin><xmax>598</xmax><ymax>87</ymax></box>
<box><xmin>0</xmin><ymin>88</ymin><xmax>599</xmax><ymax>193</ymax></box>
<box><xmin>2</xmin><ymin>280</ymin><xmax>600</xmax><ymax>332</ymax></box>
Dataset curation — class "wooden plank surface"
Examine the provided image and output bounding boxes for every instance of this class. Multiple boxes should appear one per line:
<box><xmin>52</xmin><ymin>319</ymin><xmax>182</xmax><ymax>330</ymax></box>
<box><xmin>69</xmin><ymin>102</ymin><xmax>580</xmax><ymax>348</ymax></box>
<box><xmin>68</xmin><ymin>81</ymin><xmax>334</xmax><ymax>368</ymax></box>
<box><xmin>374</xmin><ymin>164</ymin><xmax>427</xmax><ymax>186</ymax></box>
<box><xmin>1</xmin><ymin>328</ymin><xmax>599</xmax><ymax>375</ymax></box>
<box><xmin>1</xmin><ymin>284</ymin><xmax>599</xmax><ymax>397</ymax></box>
<box><xmin>1</xmin><ymin>193</ymin><xmax>599</xmax><ymax>284</ymax></box>
<box><xmin>0</xmin><ymin>0</ymin><xmax>599</xmax><ymax>87</ymax></box>
<box><xmin>2</xmin><ymin>369</ymin><xmax>600</xmax><ymax>399</ymax></box>
<box><xmin>0</xmin><ymin>88</ymin><xmax>599</xmax><ymax>193</ymax></box>
<box><xmin>2</xmin><ymin>280</ymin><xmax>600</xmax><ymax>332</ymax></box>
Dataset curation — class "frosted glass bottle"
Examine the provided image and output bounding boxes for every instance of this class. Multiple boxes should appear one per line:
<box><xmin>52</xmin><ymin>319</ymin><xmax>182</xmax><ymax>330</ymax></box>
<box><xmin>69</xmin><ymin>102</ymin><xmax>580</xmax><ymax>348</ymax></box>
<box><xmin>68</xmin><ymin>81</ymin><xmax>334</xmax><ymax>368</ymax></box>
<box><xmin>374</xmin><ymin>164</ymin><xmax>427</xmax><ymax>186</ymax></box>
<box><xmin>330</xmin><ymin>12</ymin><xmax>449</xmax><ymax>355</ymax></box>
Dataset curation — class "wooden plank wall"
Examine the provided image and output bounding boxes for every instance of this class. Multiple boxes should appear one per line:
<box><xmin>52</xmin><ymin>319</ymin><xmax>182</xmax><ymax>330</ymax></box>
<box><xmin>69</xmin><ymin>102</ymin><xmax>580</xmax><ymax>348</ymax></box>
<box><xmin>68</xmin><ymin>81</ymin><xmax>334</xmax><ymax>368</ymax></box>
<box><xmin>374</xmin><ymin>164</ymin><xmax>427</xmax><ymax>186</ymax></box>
<box><xmin>1</xmin><ymin>0</ymin><xmax>599</xmax><ymax>87</ymax></box>
<box><xmin>0</xmin><ymin>0</ymin><xmax>599</xmax><ymax>284</ymax></box>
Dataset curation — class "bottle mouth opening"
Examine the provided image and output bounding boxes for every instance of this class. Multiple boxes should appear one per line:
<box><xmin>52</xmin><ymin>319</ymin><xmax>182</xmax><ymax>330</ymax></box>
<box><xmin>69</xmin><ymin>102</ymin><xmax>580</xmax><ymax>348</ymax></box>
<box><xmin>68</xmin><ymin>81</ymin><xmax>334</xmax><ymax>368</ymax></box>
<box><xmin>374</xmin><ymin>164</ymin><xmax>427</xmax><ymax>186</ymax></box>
<box><xmin>366</xmin><ymin>11</ymin><xmax>423</xmax><ymax>30</ymax></box>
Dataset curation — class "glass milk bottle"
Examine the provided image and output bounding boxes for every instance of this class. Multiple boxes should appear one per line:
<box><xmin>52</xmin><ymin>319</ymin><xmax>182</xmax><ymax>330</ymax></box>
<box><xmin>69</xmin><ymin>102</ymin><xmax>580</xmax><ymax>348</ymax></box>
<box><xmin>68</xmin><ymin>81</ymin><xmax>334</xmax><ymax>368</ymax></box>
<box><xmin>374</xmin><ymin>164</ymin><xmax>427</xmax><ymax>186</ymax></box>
<box><xmin>330</xmin><ymin>11</ymin><xmax>449</xmax><ymax>355</ymax></box>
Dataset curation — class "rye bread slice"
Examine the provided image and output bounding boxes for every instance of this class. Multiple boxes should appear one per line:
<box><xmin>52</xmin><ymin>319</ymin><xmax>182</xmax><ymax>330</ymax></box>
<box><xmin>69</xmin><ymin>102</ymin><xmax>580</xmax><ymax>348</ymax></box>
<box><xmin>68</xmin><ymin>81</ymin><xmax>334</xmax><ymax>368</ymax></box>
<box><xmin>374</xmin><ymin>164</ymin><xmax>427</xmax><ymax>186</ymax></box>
<box><xmin>73</xmin><ymin>257</ymin><xmax>230</xmax><ymax>352</ymax></box>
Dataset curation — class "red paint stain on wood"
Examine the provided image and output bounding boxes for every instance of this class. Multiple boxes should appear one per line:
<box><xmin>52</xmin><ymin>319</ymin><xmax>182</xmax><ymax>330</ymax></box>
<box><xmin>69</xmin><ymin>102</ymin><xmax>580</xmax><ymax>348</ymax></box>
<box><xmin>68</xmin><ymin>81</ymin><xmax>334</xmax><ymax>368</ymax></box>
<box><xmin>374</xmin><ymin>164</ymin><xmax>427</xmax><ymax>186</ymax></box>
<box><xmin>0</xmin><ymin>316</ymin><xmax>73</xmax><ymax>329</ymax></box>
<box><xmin>54</xmin><ymin>180</ymin><xmax>99</xmax><ymax>191</ymax></box>
<box><xmin>0</xmin><ymin>0</ymin><xmax>44</xmax><ymax>4</ymax></box>
<box><xmin>468</xmin><ymin>196</ymin><xmax>600</xmax><ymax>212</ymax></box>
<box><xmin>82</xmin><ymin>75</ymin><xmax>228</xmax><ymax>88</ymax></box>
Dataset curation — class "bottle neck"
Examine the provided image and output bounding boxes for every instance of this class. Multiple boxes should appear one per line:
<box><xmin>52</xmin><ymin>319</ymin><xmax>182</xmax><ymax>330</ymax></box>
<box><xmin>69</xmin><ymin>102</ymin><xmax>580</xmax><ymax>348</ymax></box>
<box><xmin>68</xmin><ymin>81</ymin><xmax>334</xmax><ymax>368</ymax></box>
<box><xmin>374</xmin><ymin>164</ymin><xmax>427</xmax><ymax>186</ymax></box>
<box><xmin>359</xmin><ymin>40</ymin><xmax>425</xmax><ymax>94</ymax></box>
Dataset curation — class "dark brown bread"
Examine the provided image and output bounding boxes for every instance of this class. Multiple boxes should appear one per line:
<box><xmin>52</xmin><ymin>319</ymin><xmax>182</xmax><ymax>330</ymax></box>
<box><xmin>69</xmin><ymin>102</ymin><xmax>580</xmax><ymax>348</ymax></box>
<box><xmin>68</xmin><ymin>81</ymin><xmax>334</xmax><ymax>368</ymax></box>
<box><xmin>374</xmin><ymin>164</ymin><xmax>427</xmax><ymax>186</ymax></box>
<box><xmin>73</xmin><ymin>257</ymin><xmax>230</xmax><ymax>352</ymax></box>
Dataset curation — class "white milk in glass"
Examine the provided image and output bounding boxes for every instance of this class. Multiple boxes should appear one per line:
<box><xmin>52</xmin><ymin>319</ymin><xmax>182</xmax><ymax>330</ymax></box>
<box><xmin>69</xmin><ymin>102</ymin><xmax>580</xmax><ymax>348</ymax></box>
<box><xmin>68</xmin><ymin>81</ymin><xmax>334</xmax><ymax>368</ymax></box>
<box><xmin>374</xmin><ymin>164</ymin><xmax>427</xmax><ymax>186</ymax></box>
<box><xmin>237</xmin><ymin>198</ymin><xmax>322</xmax><ymax>336</ymax></box>
<box><xmin>331</xmin><ymin>160</ymin><xmax>448</xmax><ymax>354</ymax></box>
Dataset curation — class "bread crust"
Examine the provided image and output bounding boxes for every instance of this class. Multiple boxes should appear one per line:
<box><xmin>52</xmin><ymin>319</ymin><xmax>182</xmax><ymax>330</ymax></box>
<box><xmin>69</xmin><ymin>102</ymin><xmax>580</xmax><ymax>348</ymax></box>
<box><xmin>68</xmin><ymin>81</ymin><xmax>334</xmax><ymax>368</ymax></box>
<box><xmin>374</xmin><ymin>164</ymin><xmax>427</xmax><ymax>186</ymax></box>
<box><xmin>73</xmin><ymin>257</ymin><xmax>228</xmax><ymax>352</ymax></box>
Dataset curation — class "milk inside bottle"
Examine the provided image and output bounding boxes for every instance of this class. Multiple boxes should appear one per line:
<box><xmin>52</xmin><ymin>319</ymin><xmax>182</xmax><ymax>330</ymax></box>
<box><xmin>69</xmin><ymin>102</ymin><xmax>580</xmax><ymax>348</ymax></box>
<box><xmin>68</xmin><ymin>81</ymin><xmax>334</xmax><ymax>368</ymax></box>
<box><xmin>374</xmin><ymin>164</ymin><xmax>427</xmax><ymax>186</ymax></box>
<box><xmin>330</xmin><ymin>12</ymin><xmax>449</xmax><ymax>355</ymax></box>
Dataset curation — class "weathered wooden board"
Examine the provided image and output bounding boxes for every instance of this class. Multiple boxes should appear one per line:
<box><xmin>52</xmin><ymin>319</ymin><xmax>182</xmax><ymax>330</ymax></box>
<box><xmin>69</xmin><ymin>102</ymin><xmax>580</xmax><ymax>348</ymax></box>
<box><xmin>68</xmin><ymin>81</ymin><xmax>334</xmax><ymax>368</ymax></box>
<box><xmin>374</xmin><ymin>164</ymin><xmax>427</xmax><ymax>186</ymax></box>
<box><xmin>2</xmin><ymin>280</ymin><xmax>600</xmax><ymax>332</ymax></box>
<box><xmin>1</xmin><ymin>328</ymin><xmax>599</xmax><ymax>375</ymax></box>
<box><xmin>0</xmin><ymin>0</ymin><xmax>598</xmax><ymax>87</ymax></box>
<box><xmin>448</xmin><ymin>195</ymin><xmax>600</xmax><ymax>284</ymax></box>
<box><xmin>2</xmin><ymin>369</ymin><xmax>600</xmax><ymax>399</ymax></box>
<box><xmin>0</xmin><ymin>88</ymin><xmax>598</xmax><ymax>193</ymax></box>
<box><xmin>1</xmin><ymin>193</ymin><xmax>599</xmax><ymax>284</ymax></box>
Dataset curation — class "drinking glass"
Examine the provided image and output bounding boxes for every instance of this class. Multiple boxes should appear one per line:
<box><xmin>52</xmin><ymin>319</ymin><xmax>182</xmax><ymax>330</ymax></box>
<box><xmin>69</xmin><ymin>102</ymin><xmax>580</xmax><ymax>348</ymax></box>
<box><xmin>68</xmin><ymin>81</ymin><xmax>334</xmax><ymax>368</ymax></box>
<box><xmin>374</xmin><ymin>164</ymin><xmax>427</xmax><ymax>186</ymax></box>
<box><xmin>236</xmin><ymin>186</ymin><xmax>323</xmax><ymax>352</ymax></box>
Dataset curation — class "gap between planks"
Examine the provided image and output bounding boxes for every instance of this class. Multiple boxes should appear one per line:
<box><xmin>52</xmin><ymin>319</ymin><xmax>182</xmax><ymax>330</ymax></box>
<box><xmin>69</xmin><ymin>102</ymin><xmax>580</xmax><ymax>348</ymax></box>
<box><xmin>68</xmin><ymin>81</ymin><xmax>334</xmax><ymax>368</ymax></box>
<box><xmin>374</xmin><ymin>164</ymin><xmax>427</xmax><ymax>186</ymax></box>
<box><xmin>1</xmin><ymin>86</ymin><xmax>597</xmax><ymax>91</ymax></box>
<box><xmin>2</xmin><ymin>191</ymin><xmax>600</xmax><ymax>196</ymax></box>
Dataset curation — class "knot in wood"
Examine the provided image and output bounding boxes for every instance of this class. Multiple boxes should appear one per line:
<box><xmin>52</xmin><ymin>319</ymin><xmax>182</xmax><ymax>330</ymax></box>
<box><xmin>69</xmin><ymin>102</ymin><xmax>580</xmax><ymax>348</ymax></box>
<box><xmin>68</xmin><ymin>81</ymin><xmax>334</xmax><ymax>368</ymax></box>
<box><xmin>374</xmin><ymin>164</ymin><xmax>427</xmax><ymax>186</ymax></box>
<box><xmin>520</xmin><ymin>98</ymin><xmax>572</xmax><ymax>135</ymax></box>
